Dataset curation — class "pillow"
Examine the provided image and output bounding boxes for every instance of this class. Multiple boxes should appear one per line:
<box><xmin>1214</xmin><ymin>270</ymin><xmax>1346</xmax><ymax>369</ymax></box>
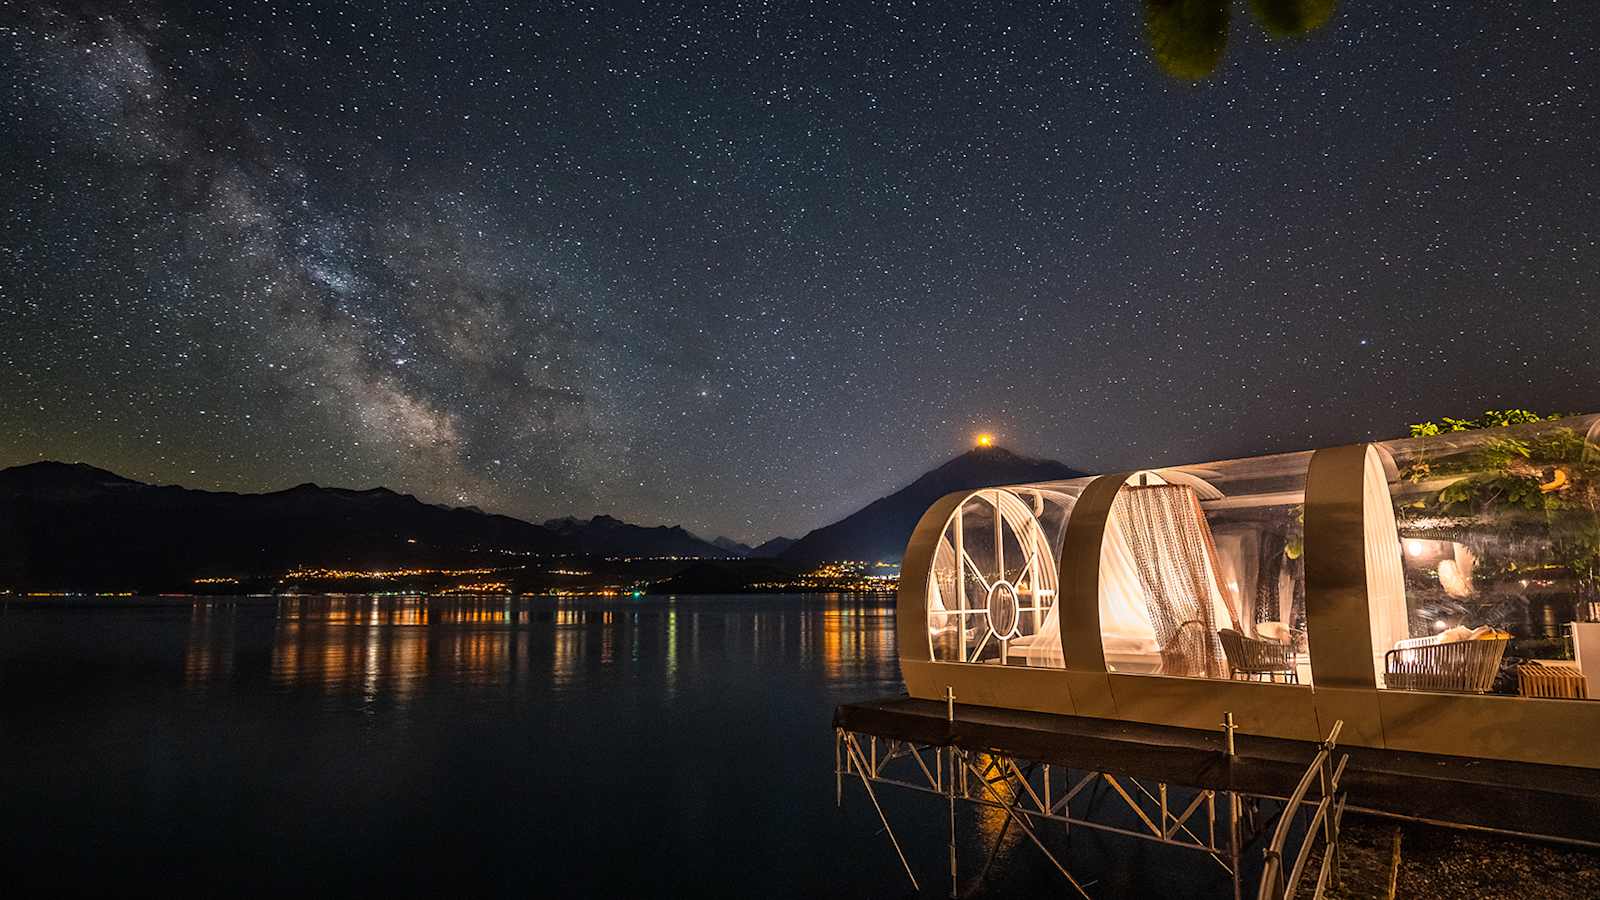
<box><xmin>1103</xmin><ymin>634</ymin><xmax>1161</xmax><ymax>655</ymax></box>
<box><xmin>1256</xmin><ymin>621</ymin><xmax>1291</xmax><ymax>642</ymax></box>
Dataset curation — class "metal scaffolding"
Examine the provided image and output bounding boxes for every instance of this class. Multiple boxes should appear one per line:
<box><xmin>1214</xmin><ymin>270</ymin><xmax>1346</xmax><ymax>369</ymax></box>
<box><xmin>834</xmin><ymin>700</ymin><xmax>1346</xmax><ymax>898</ymax></box>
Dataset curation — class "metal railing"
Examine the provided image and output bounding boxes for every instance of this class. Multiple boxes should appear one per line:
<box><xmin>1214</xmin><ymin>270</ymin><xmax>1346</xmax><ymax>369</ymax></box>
<box><xmin>1257</xmin><ymin>720</ymin><xmax>1348</xmax><ymax>900</ymax></box>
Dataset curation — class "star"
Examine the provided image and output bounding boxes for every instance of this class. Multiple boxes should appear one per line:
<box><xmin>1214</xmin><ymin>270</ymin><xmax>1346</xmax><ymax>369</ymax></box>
<box><xmin>2</xmin><ymin>1</ymin><xmax>1596</xmax><ymax>544</ymax></box>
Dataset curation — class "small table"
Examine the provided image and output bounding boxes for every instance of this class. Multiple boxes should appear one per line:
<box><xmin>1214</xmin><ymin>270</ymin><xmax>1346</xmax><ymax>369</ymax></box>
<box><xmin>1516</xmin><ymin>660</ymin><xmax>1587</xmax><ymax>699</ymax></box>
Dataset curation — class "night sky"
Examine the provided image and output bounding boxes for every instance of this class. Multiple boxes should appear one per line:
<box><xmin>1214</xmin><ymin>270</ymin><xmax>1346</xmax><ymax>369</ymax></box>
<box><xmin>3</xmin><ymin>2</ymin><xmax>1597</xmax><ymax>544</ymax></box>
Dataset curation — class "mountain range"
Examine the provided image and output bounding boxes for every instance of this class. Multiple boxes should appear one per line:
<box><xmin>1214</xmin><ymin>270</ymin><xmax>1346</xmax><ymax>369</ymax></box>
<box><xmin>0</xmin><ymin>462</ymin><xmax>577</xmax><ymax>590</ymax></box>
<box><xmin>777</xmin><ymin>446</ymin><xmax>1086</xmax><ymax>564</ymax></box>
<box><xmin>541</xmin><ymin>514</ymin><xmax>730</xmax><ymax>559</ymax></box>
<box><xmin>0</xmin><ymin>445</ymin><xmax>1083</xmax><ymax>590</ymax></box>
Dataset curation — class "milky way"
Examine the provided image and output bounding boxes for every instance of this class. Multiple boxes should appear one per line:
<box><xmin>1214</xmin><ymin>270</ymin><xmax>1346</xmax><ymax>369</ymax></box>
<box><xmin>2</xmin><ymin>2</ymin><xmax>1598</xmax><ymax>543</ymax></box>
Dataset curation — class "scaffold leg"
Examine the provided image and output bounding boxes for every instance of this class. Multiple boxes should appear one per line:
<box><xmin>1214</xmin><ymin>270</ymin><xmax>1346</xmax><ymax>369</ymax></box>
<box><xmin>844</xmin><ymin>735</ymin><xmax>920</xmax><ymax>892</ymax></box>
<box><xmin>964</xmin><ymin>757</ymin><xmax>1091</xmax><ymax>900</ymax></box>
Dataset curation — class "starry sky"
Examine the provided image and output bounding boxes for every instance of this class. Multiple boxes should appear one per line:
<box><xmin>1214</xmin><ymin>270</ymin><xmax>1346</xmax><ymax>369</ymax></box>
<box><xmin>2</xmin><ymin>2</ymin><xmax>1597</xmax><ymax>544</ymax></box>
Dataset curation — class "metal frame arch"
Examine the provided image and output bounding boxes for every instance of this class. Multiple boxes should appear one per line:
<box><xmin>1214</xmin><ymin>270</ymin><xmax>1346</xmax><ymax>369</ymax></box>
<box><xmin>1055</xmin><ymin>472</ymin><xmax>1136</xmax><ymax>674</ymax></box>
<box><xmin>896</xmin><ymin>489</ymin><xmax>972</xmax><ymax>665</ymax></box>
<box><xmin>1302</xmin><ymin>444</ymin><xmax>1378</xmax><ymax>690</ymax></box>
<box><xmin>900</xmin><ymin>486</ymin><xmax>1065</xmax><ymax>667</ymax></box>
<box><xmin>1047</xmin><ymin>473</ymin><xmax>1134</xmax><ymax>718</ymax></box>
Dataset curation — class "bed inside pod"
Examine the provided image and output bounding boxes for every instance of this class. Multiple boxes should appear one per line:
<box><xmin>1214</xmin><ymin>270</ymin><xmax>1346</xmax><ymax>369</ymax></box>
<box><xmin>924</xmin><ymin>483</ymin><xmax>1084</xmax><ymax>668</ymax></box>
<box><xmin>1092</xmin><ymin>453</ymin><xmax>1316</xmax><ymax>684</ymax></box>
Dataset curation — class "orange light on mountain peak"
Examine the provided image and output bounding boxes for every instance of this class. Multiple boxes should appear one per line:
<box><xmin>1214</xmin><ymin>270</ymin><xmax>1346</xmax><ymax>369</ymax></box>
<box><xmin>975</xmin><ymin>433</ymin><xmax>994</xmax><ymax>448</ymax></box>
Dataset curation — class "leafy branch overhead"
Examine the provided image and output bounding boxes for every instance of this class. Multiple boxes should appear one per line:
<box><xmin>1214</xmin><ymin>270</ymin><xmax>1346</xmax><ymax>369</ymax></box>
<box><xmin>1409</xmin><ymin>409</ymin><xmax>1570</xmax><ymax>438</ymax></box>
<box><xmin>1145</xmin><ymin>0</ymin><xmax>1337</xmax><ymax>80</ymax></box>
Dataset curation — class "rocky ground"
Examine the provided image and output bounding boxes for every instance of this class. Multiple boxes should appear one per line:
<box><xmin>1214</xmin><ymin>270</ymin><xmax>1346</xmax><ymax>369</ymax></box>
<box><xmin>1318</xmin><ymin>814</ymin><xmax>1600</xmax><ymax>900</ymax></box>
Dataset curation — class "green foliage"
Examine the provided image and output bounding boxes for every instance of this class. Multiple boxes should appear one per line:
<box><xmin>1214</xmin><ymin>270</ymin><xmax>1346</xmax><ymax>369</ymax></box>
<box><xmin>1409</xmin><ymin>409</ymin><xmax>1566</xmax><ymax>437</ymax></box>
<box><xmin>1436</xmin><ymin>472</ymin><xmax>1545</xmax><ymax>514</ymax></box>
<box><xmin>1398</xmin><ymin>409</ymin><xmax>1600</xmax><ymax>615</ymax></box>
<box><xmin>1560</xmin><ymin>522</ymin><xmax>1600</xmax><ymax>587</ymax></box>
<box><xmin>1284</xmin><ymin>504</ymin><xmax>1305</xmax><ymax>559</ymax></box>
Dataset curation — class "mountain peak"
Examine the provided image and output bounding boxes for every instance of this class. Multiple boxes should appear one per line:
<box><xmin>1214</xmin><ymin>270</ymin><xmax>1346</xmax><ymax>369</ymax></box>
<box><xmin>0</xmin><ymin>460</ymin><xmax>146</xmax><ymax>496</ymax></box>
<box><xmin>957</xmin><ymin>444</ymin><xmax>1027</xmax><ymax>461</ymax></box>
<box><xmin>779</xmin><ymin>446</ymin><xmax>1086</xmax><ymax>564</ymax></box>
<box><xmin>1</xmin><ymin>459</ymin><xmax>138</xmax><ymax>480</ymax></box>
<box><xmin>710</xmin><ymin>536</ymin><xmax>753</xmax><ymax>556</ymax></box>
<box><xmin>539</xmin><ymin>512</ymin><xmax>726</xmax><ymax>557</ymax></box>
<box><xmin>749</xmin><ymin>535</ymin><xmax>797</xmax><ymax>558</ymax></box>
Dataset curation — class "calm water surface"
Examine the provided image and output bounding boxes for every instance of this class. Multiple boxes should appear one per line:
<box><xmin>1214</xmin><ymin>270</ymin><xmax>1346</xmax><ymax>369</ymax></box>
<box><xmin>0</xmin><ymin>594</ymin><xmax>1225</xmax><ymax>897</ymax></box>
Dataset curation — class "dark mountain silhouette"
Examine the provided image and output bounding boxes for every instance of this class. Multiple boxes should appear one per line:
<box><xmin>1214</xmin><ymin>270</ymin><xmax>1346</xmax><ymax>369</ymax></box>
<box><xmin>748</xmin><ymin>536</ymin><xmax>796</xmax><ymax>558</ymax></box>
<box><xmin>646</xmin><ymin>559</ymin><xmax>801</xmax><ymax>594</ymax></box>
<box><xmin>0</xmin><ymin>450</ymin><xmax>1086</xmax><ymax>589</ymax></box>
<box><xmin>778</xmin><ymin>446</ymin><xmax>1087</xmax><ymax>565</ymax></box>
<box><xmin>710</xmin><ymin>536</ymin><xmax>753</xmax><ymax>557</ymax></box>
<box><xmin>539</xmin><ymin>514</ymin><xmax>733</xmax><ymax>559</ymax></box>
<box><xmin>0</xmin><ymin>461</ymin><xmax>577</xmax><ymax>590</ymax></box>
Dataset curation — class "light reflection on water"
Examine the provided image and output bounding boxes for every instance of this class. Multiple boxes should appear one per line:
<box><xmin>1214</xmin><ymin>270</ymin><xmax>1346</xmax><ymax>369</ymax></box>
<box><xmin>3</xmin><ymin>592</ymin><xmax>913</xmax><ymax>897</ymax></box>
<box><xmin>173</xmin><ymin>594</ymin><xmax>903</xmax><ymax>702</ymax></box>
<box><xmin>2</xmin><ymin>591</ymin><xmax>1232</xmax><ymax>897</ymax></box>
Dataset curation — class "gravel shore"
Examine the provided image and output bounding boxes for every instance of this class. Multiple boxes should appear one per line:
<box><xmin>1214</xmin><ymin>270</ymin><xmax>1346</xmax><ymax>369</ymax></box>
<box><xmin>1322</xmin><ymin>815</ymin><xmax>1600</xmax><ymax>900</ymax></box>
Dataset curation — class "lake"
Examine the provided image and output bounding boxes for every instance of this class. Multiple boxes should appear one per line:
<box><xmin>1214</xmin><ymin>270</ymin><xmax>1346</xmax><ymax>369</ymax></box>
<box><xmin>0</xmin><ymin>593</ymin><xmax>1231</xmax><ymax>897</ymax></box>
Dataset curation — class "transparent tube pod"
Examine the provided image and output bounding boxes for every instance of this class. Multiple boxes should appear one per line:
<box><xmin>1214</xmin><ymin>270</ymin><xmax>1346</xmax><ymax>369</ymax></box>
<box><xmin>1099</xmin><ymin>451</ymin><xmax>1314</xmax><ymax>684</ymax></box>
<box><xmin>896</xmin><ymin>414</ymin><xmax>1600</xmax><ymax>769</ymax></box>
<box><xmin>1373</xmin><ymin>415</ymin><xmax>1600</xmax><ymax>699</ymax></box>
<box><xmin>925</xmin><ymin>480</ymin><xmax>1092</xmax><ymax>668</ymax></box>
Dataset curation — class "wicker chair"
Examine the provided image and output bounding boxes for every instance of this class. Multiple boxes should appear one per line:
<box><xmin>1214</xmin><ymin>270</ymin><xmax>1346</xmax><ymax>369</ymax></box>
<box><xmin>1384</xmin><ymin>635</ymin><xmax>1509</xmax><ymax>693</ymax></box>
<box><xmin>1218</xmin><ymin>627</ymin><xmax>1299</xmax><ymax>684</ymax></box>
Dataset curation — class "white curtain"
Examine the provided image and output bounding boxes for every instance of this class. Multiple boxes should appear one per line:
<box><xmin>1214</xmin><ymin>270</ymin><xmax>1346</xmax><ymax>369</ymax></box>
<box><xmin>1098</xmin><ymin>501</ymin><xmax>1161</xmax><ymax>655</ymax></box>
<box><xmin>1022</xmin><ymin>593</ymin><xmax>1065</xmax><ymax>666</ymax></box>
<box><xmin>1021</xmin><ymin>489</ymin><xmax>1175</xmax><ymax>667</ymax></box>
<box><xmin>1113</xmin><ymin>484</ymin><xmax>1241</xmax><ymax>676</ymax></box>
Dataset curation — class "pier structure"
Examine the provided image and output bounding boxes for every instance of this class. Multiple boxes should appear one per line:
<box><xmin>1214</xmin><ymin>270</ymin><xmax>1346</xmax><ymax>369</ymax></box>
<box><xmin>835</xmin><ymin>692</ymin><xmax>1347</xmax><ymax>899</ymax></box>
<box><xmin>835</xmin><ymin>691</ymin><xmax>1600</xmax><ymax>896</ymax></box>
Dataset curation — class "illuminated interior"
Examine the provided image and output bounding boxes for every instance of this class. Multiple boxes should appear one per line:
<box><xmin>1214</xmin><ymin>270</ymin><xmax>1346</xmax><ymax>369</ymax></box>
<box><xmin>1373</xmin><ymin>415</ymin><xmax>1600</xmax><ymax>699</ymax></box>
<box><xmin>1097</xmin><ymin>452</ymin><xmax>1313</xmax><ymax>683</ymax></box>
<box><xmin>917</xmin><ymin>415</ymin><xmax>1600</xmax><ymax>700</ymax></box>
<box><xmin>926</xmin><ymin>481</ymin><xmax>1090</xmax><ymax>667</ymax></box>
